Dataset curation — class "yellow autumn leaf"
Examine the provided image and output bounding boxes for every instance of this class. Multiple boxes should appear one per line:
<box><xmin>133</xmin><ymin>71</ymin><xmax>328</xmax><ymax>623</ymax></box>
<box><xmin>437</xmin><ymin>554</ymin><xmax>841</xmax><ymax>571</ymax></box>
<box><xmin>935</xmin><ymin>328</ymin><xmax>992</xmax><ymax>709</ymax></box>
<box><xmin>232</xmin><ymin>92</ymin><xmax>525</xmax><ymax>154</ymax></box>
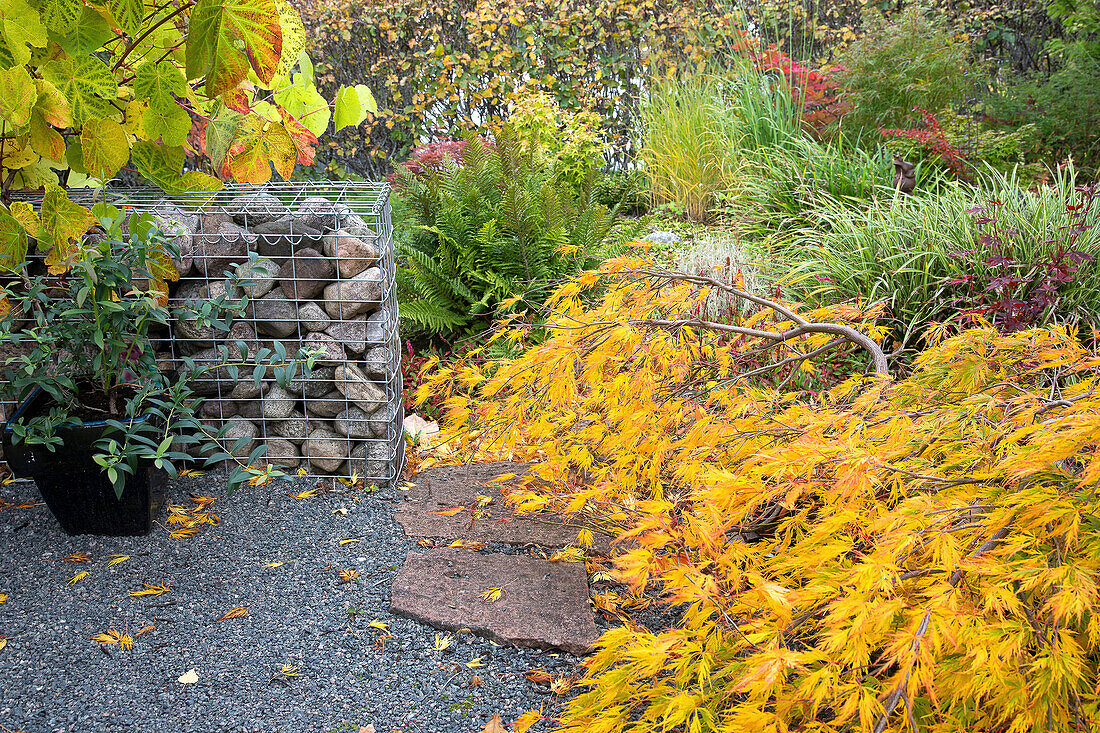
<box><xmin>264</xmin><ymin>562</ymin><xmax>285</xmax><ymax>568</ymax></box>
<box><xmin>465</xmin><ymin>656</ymin><xmax>485</xmax><ymax>668</ymax></box>
<box><xmin>0</xmin><ymin>593</ymin><xmax>7</xmax><ymax>604</ymax></box>
<box><xmin>107</xmin><ymin>554</ymin><xmax>130</xmax><ymax>566</ymax></box>
<box><xmin>67</xmin><ymin>571</ymin><xmax>89</xmax><ymax>585</ymax></box>
<box><xmin>479</xmin><ymin>587</ymin><xmax>505</xmax><ymax>602</ymax></box>
<box><xmin>216</xmin><ymin>606</ymin><xmax>250</xmax><ymax>622</ymax></box>
<box><xmin>292</xmin><ymin>489</ymin><xmax>320</xmax><ymax>500</ymax></box>
<box><xmin>512</xmin><ymin>710</ymin><xmax>541</xmax><ymax>733</ymax></box>
<box><xmin>368</xmin><ymin>620</ymin><xmax>389</xmax><ymax>631</ymax></box>
<box><xmin>431</xmin><ymin>506</ymin><xmax>466</xmax><ymax>516</ymax></box>
<box><xmin>434</xmin><ymin>633</ymin><xmax>453</xmax><ymax>651</ymax></box>
<box><xmin>178</xmin><ymin>669</ymin><xmax>198</xmax><ymax>684</ymax></box>
<box><xmin>474</xmin><ymin>494</ymin><xmax>493</xmax><ymax>507</ymax></box>
<box><xmin>0</xmin><ymin>638</ymin><xmax>6</xmax><ymax>652</ymax></box>
<box><xmin>129</xmin><ymin>584</ymin><xmax>170</xmax><ymax>598</ymax></box>
<box><xmin>338</xmin><ymin>537</ymin><xmax>360</xmax><ymax>545</ymax></box>
<box><xmin>280</xmin><ymin>663</ymin><xmax>300</xmax><ymax>677</ymax></box>
<box><xmin>338</xmin><ymin>568</ymin><xmax>360</xmax><ymax>583</ymax></box>
<box><xmin>177</xmin><ymin>469</ymin><xmax>205</xmax><ymax>477</ymax></box>
<box><xmin>62</xmin><ymin>552</ymin><xmax>92</xmax><ymax>563</ymax></box>
<box><xmin>549</xmin><ymin>547</ymin><xmax>585</xmax><ymax>563</ymax></box>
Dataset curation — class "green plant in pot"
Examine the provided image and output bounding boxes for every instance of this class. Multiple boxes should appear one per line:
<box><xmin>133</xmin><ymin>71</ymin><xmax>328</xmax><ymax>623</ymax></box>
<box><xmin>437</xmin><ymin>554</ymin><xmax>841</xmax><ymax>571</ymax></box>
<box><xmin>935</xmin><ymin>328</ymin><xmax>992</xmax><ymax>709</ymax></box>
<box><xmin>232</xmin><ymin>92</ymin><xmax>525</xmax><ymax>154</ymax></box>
<box><xmin>0</xmin><ymin>202</ymin><xmax>312</xmax><ymax>537</ymax></box>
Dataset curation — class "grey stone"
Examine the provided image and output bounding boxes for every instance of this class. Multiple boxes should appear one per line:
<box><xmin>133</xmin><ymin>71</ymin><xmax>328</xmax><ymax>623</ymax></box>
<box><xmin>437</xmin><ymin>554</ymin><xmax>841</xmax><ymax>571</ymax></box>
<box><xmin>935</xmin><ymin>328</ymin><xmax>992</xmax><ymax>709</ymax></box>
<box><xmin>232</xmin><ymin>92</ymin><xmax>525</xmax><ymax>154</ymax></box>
<box><xmin>369</xmin><ymin>402</ymin><xmax>398</xmax><ymax>438</ymax></box>
<box><xmin>322</xmin><ymin>229</ymin><xmax>379</xmax><ymax>278</ymax></box>
<box><xmin>333</xmin><ymin>405</ymin><xmax>374</xmax><ymax>439</ymax></box>
<box><xmin>340</xmin><ymin>212</ymin><xmax>373</xmax><ymax>238</ymax></box>
<box><xmin>228</xmin><ymin>379</ymin><xmax>263</xmax><ymax>400</ymax></box>
<box><xmin>199</xmin><ymin>212</ymin><xmax>232</xmax><ymax>233</ymax></box>
<box><xmin>351</xmin><ymin>440</ymin><xmax>392</xmax><ymax>479</ymax></box>
<box><xmin>265</xmin><ymin>439</ymin><xmax>300</xmax><ymax>468</ymax></box>
<box><xmin>302</xmin><ymin>332</ymin><xmax>344</xmax><ymax>365</ymax></box>
<box><xmin>287</xmin><ymin>365</ymin><xmax>335</xmax><ymax>399</ymax></box>
<box><xmin>200</xmin><ymin>400</ymin><xmax>235</xmax><ymax>419</ymax></box>
<box><xmin>154</xmin><ymin>215</ymin><xmax>195</xmax><ymax>276</ymax></box>
<box><xmin>643</xmin><ymin>230</ymin><xmax>681</xmax><ymax>246</ymax></box>
<box><xmin>362</xmin><ymin>346</ymin><xmax>390</xmax><ymax>378</ymax></box>
<box><xmin>237</xmin><ymin>400</ymin><xmax>262</xmax><ymax>420</ymax></box>
<box><xmin>389</xmin><ymin>548</ymin><xmax>598</xmax><ymax>655</ymax></box>
<box><xmin>306</xmin><ymin>391</ymin><xmax>347</xmax><ymax>418</ymax></box>
<box><xmin>231</xmin><ymin>192</ymin><xmax>288</xmax><ymax>225</ymax></box>
<box><xmin>219</xmin><ymin>321</ymin><xmax>260</xmax><ymax>363</ymax></box>
<box><xmin>151</xmin><ymin>201</ymin><xmax>199</xmax><ymax>232</ymax></box>
<box><xmin>392</xmin><ymin>462</ymin><xmax>612</xmax><ymax>553</ymax></box>
<box><xmin>272</xmin><ymin>411</ymin><xmax>310</xmax><ymax>444</ymax></box>
<box><xmin>248</xmin><ymin>292</ymin><xmax>299</xmax><ymax>338</ymax></box>
<box><xmin>261</xmin><ymin>384</ymin><xmax>297</xmax><ymax>420</ymax></box>
<box><xmin>295</xmin><ymin>196</ymin><xmax>345</xmax><ymax>232</ymax></box>
<box><xmin>194</xmin><ymin>222</ymin><xmax>255</xmax><ymax>278</ymax></box>
<box><xmin>278</xmin><ymin>248</ymin><xmax>333</xmax><ymax>300</ymax></box>
<box><xmin>251</xmin><ymin>217</ymin><xmax>323</xmax><ymax>238</ymax></box>
<box><xmin>221</xmin><ymin>417</ymin><xmax>259</xmax><ymax>458</ymax></box>
<box><xmin>322</xmin><ymin>267</ymin><xmax>383</xmax><ymax>319</ymax></box>
<box><xmin>334</xmin><ymin>363</ymin><xmax>385</xmax><ymax>414</ymax></box>
<box><xmin>324</xmin><ymin>310</ymin><xmax>386</xmax><ymax>355</ymax></box>
<box><xmin>297</xmin><ymin>301</ymin><xmax>331</xmax><ymax>332</ymax></box>
<box><xmin>233</xmin><ymin>258</ymin><xmax>279</xmax><ymax>299</ymax></box>
<box><xmin>305</xmin><ymin>427</ymin><xmax>349</xmax><ymax>472</ymax></box>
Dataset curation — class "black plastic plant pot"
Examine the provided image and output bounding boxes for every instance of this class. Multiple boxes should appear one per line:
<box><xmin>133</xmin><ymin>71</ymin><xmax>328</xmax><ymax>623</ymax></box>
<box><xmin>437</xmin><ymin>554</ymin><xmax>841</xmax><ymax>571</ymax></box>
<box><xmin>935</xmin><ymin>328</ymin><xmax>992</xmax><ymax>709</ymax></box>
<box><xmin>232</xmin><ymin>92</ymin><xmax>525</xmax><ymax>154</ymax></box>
<box><xmin>1</xmin><ymin>388</ymin><xmax>164</xmax><ymax>537</ymax></box>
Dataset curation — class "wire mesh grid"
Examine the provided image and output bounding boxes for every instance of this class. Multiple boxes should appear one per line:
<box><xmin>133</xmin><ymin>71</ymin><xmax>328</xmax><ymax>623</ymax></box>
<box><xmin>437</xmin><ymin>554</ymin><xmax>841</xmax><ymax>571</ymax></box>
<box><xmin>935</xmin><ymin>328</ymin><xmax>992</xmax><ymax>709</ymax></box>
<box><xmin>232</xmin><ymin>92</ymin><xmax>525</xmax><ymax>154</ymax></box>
<box><xmin>6</xmin><ymin>181</ymin><xmax>405</xmax><ymax>486</ymax></box>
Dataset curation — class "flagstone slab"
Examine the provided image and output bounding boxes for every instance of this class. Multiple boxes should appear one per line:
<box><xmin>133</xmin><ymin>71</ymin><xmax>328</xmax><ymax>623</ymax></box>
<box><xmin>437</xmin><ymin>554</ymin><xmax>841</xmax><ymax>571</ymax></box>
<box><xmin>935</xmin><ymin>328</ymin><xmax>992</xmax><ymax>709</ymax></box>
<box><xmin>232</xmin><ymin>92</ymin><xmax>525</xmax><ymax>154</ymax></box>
<box><xmin>394</xmin><ymin>462</ymin><xmax>611</xmax><ymax>552</ymax></box>
<box><xmin>389</xmin><ymin>548</ymin><xmax>599</xmax><ymax>655</ymax></box>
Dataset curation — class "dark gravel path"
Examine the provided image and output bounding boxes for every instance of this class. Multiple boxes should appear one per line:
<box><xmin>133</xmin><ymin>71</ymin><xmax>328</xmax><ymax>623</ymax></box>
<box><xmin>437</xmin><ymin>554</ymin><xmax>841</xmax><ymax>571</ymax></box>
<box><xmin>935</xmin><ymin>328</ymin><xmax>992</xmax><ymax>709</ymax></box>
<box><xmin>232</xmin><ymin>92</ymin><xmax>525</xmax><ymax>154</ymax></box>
<box><xmin>0</xmin><ymin>474</ymin><xmax>580</xmax><ymax>733</ymax></box>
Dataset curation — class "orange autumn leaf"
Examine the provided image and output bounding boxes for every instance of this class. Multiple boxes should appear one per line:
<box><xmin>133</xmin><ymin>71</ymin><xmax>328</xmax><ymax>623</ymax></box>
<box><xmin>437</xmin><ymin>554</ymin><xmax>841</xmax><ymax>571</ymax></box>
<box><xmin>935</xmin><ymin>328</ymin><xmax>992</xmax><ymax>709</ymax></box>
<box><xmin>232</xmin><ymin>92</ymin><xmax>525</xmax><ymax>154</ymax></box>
<box><xmin>431</xmin><ymin>506</ymin><xmax>466</xmax><ymax>516</ymax></box>
<box><xmin>129</xmin><ymin>584</ymin><xmax>170</xmax><ymax>598</ymax></box>
<box><xmin>216</xmin><ymin>606</ymin><xmax>250</xmax><ymax>622</ymax></box>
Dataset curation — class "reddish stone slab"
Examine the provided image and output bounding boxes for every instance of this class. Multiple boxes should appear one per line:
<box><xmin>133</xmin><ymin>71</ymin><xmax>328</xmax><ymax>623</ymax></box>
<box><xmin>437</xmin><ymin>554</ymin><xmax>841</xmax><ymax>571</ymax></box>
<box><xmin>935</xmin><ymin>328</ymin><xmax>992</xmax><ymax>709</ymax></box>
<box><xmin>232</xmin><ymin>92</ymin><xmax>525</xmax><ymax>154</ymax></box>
<box><xmin>389</xmin><ymin>548</ymin><xmax>599</xmax><ymax>655</ymax></box>
<box><xmin>393</xmin><ymin>462</ymin><xmax>610</xmax><ymax>552</ymax></box>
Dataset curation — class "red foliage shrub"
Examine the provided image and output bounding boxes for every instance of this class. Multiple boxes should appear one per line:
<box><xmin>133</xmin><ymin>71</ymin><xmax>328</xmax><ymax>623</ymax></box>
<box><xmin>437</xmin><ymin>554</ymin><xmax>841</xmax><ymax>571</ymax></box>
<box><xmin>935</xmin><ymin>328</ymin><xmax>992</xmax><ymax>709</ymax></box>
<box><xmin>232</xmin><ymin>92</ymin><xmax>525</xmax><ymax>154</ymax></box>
<box><xmin>881</xmin><ymin>110</ymin><xmax>969</xmax><ymax>178</ymax></box>
<box><xmin>751</xmin><ymin>46</ymin><xmax>847</xmax><ymax>136</ymax></box>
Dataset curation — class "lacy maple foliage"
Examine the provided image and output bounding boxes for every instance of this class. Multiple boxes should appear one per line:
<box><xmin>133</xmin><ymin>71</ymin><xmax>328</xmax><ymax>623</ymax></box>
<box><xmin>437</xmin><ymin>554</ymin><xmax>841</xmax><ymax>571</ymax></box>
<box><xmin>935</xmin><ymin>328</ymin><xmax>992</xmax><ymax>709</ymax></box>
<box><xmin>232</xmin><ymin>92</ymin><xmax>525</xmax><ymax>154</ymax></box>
<box><xmin>421</xmin><ymin>256</ymin><xmax>1100</xmax><ymax>731</ymax></box>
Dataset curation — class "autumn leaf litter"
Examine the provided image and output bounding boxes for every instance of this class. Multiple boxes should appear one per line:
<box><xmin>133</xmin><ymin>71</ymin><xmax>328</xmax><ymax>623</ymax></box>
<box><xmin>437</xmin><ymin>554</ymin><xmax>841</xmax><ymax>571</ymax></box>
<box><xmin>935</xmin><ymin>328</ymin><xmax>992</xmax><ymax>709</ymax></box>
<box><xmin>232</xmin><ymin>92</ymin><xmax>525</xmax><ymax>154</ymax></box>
<box><xmin>0</xmin><ymin>473</ymin><xmax>580</xmax><ymax>733</ymax></box>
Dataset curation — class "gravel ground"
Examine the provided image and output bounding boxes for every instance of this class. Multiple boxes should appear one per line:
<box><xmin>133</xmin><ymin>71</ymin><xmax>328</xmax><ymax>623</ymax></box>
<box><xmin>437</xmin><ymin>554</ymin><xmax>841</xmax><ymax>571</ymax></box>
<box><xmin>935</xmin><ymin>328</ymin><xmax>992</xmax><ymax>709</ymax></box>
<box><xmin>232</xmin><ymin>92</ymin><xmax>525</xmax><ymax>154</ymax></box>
<box><xmin>0</xmin><ymin>473</ymin><xmax>583</xmax><ymax>733</ymax></box>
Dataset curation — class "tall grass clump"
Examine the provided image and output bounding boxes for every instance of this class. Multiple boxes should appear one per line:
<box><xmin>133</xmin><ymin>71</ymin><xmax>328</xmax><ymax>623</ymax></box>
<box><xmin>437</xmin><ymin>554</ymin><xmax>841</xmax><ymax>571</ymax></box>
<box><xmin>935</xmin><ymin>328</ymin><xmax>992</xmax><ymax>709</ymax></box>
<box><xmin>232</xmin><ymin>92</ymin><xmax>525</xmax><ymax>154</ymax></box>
<box><xmin>639</xmin><ymin>72</ymin><xmax>741</xmax><ymax>222</ymax></box>
<box><xmin>790</xmin><ymin>168</ymin><xmax>1100</xmax><ymax>348</ymax></box>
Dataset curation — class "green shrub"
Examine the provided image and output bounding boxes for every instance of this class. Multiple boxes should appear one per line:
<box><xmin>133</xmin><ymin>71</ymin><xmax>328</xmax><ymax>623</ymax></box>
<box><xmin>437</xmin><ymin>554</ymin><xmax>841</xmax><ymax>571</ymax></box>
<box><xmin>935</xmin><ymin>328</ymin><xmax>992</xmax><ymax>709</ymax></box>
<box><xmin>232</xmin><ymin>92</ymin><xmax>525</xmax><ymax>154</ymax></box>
<box><xmin>790</xmin><ymin>168</ymin><xmax>1100</xmax><ymax>348</ymax></box>
<box><xmin>834</xmin><ymin>5</ymin><xmax>976</xmax><ymax>132</ymax></box>
<box><xmin>395</xmin><ymin>127</ymin><xmax>624</xmax><ymax>337</ymax></box>
<box><xmin>593</xmin><ymin>171</ymin><xmax>650</xmax><ymax>216</ymax></box>
<box><xmin>509</xmin><ymin>90</ymin><xmax>607</xmax><ymax>194</ymax></box>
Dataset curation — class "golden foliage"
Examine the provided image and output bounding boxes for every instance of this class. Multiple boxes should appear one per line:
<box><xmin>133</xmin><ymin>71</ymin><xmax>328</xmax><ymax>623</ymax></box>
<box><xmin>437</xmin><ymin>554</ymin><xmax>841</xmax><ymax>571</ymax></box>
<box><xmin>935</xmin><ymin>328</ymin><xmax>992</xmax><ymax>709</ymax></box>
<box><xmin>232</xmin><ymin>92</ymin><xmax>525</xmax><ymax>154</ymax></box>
<box><xmin>216</xmin><ymin>606</ymin><xmax>250</xmax><ymax>622</ymax></box>
<box><xmin>423</xmin><ymin>257</ymin><xmax>1100</xmax><ymax>731</ymax></box>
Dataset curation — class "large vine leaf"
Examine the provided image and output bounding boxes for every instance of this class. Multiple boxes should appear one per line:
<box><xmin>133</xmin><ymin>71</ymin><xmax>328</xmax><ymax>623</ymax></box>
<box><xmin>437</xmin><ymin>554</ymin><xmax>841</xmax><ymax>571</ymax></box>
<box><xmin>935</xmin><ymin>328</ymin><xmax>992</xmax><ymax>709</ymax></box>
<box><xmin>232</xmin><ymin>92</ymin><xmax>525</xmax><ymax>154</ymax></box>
<box><xmin>34</xmin><ymin>78</ymin><xmax>71</xmax><ymax>127</ymax></box>
<box><xmin>38</xmin><ymin>184</ymin><xmax>95</xmax><ymax>273</ymax></box>
<box><xmin>0</xmin><ymin>64</ymin><xmax>36</xmax><ymax>126</ymax></box>
<box><xmin>131</xmin><ymin>141</ymin><xmax>223</xmax><ymax>195</ymax></box>
<box><xmin>37</xmin><ymin>0</ymin><xmax>82</xmax><ymax>35</ymax></box>
<box><xmin>105</xmin><ymin>0</ymin><xmax>142</xmax><ymax>36</ymax></box>
<box><xmin>278</xmin><ymin>106</ymin><xmax>317</xmax><ymax>166</ymax></box>
<box><xmin>271</xmin><ymin>0</ymin><xmax>306</xmax><ymax>83</ymax></box>
<box><xmin>56</xmin><ymin>6</ymin><xmax>114</xmax><ymax>55</ymax></box>
<box><xmin>142</xmin><ymin>102</ymin><xmax>190</xmax><ymax>146</ymax></box>
<box><xmin>42</xmin><ymin>55</ymin><xmax>117</xmax><ymax>125</ymax></box>
<box><xmin>135</xmin><ymin>60</ymin><xmax>186</xmax><ymax>110</ymax></box>
<box><xmin>0</xmin><ymin>0</ymin><xmax>48</xmax><ymax>67</ymax></box>
<box><xmin>28</xmin><ymin>109</ymin><xmax>64</xmax><ymax>159</ymax></box>
<box><xmin>333</xmin><ymin>84</ymin><xmax>377</xmax><ymax>132</ymax></box>
<box><xmin>223</xmin><ymin>113</ymin><xmax>295</xmax><ymax>183</ymax></box>
<box><xmin>204</xmin><ymin>112</ymin><xmax>239</xmax><ymax>169</ymax></box>
<box><xmin>0</xmin><ymin>206</ymin><xmax>28</xmax><ymax>272</ymax></box>
<box><xmin>185</xmin><ymin>0</ymin><xmax>282</xmax><ymax>97</ymax></box>
<box><xmin>81</xmin><ymin>117</ymin><xmax>129</xmax><ymax>180</ymax></box>
<box><xmin>273</xmin><ymin>79</ymin><xmax>328</xmax><ymax>137</ymax></box>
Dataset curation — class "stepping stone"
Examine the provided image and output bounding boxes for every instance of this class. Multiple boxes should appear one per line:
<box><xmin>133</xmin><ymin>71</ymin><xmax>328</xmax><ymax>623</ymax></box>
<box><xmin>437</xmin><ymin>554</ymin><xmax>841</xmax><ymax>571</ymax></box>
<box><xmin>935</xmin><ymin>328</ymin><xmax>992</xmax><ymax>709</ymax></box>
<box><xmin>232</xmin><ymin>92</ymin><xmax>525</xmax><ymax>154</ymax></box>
<box><xmin>393</xmin><ymin>462</ymin><xmax>611</xmax><ymax>552</ymax></box>
<box><xmin>389</xmin><ymin>548</ymin><xmax>598</xmax><ymax>655</ymax></box>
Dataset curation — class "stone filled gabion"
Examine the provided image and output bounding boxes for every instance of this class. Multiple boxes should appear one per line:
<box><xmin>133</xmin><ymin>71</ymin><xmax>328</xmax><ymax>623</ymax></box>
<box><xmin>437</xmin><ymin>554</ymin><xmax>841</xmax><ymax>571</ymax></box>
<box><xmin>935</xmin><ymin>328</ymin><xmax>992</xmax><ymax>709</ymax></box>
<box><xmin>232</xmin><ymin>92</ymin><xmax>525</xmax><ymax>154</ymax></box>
<box><xmin>147</xmin><ymin>185</ymin><xmax>401</xmax><ymax>481</ymax></box>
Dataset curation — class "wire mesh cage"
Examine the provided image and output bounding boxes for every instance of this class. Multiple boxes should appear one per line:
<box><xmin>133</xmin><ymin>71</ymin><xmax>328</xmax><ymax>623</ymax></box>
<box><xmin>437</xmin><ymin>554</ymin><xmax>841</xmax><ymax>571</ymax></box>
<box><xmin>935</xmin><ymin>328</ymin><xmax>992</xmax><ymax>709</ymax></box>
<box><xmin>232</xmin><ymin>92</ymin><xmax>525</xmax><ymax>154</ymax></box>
<box><xmin>3</xmin><ymin>182</ymin><xmax>405</xmax><ymax>486</ymax></box>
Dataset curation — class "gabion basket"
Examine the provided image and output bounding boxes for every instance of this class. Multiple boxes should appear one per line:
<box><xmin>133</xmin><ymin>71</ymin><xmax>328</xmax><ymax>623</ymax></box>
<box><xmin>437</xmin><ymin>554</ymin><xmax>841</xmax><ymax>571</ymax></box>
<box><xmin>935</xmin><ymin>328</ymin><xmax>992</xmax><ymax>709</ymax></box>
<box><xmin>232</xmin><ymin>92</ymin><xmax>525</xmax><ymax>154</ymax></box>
<box><xmin>6</xmin><ymin>182</ymin><xmax>404</xmax><ymax>486</ymax></box>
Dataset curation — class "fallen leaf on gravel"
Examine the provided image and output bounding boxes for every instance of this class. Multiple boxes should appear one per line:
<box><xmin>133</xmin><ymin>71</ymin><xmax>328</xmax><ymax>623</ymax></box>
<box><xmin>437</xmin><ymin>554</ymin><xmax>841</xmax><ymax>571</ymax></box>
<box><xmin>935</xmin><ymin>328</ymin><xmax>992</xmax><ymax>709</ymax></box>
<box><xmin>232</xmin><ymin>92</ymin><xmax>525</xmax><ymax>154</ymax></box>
<box><xmin>431</xmin><ymin>506</ymin><xmax>466</xmax><ymax>516</ymax></box>
<box><xmin>549</xmin><ymin>547</ymin><xmax>585</xmax><ymax>563</ymax></box>
<box><xmin>479</xmin><ymin>714</ymin><xmax>506</xmax><ymax>733</ymax></box>
<box><xmin>216</xmin><ymin>606</ymin><xmax>250</xmax><ymax>622</ymax></box>
<box><xmin>416</xmin><ymin>539</ymin><xmax>435</xmax><ymax>548</ymax></box>
<box><xmin>358</xmin><ymin>726</ymin><xmax>375</xmax><ymax>733</ymax></box>
<box><xmin>292</xmin><ymin>488</ymin><xmax>319</xmax><ymax>500</ymax></box>
<box><xmin>338</xmin><ymin>568</ymin><xmax>360</xmax><ymax>583</ymax></box>
<box><xmin>61</xmin><ymin>552</ymin><xmax>92</xmax><ymax>563</ymax></box>
<box><xmin>129</xmin><ymin>584</ymin><xmax>170</xmax><ymax>597</ymax></box>
<box><xmin>449</xmin><ymin>539</ymin><xmax>488</xmax><ymax>550</ymax></box>
<box><xmin>433</xmin><ymin>633</ymin><xmax>453</xmax><ymax>651</ymax></box>
<box><xmin>67</xmin><ymin>571</ymin><xmax>88</xmax><ymax>585</ymax></box>
<box><xmin>107</xmin><ymin>554</ymin><xmax>130</xmax><ymax>566</ymax></box>
<box><xmin>474</xmin><ymin>494</ymin><xmax>493</xmax><ymax>507</ymax></box>
<box><xmin>264</xmin><ymin>562</ymin><xmax>284</xmax><ymax>568</ymax></box>
<box><xmin>0</xmin><ymin>637</ymin><xmax>7</xmax><ymax>651</ymax></box>
<box><xmin>338</xmin><ymin>537</ymin><xmax>360</xmax><ymax>545</ymax></box>
<box><xmin>337</xmin><ymin>471</ymin><xmax>360</xmax><ymax>486</ymax></box>
<box><xmin>468</xmin><ymin>675</ymin><xmax>483</xmax><ymax>687</ymax></box>
<box><xmin>190</xmin><ymin>494</ymin><xmax>216</xmax><ymax>509</ymax></box>
<box><xmin>177</xmin><ymin>469</ymin><xmax>205</xmax><ymax>477</ymax></box>
<box><xmin>0</xmin><ymin>593</ymin><xmax>7</xmax><ymax>604</ymax></box>
<box><xmin>513</xmin><ymin>710</ymin><xmax>542</xmax><ymax>733</ymax></box>
<box><xmin>178</xmin><ymin>669</ymin><xmax>198</xmax><ymax>684</ymax></box>
<box><xmin>13</xmin><ymin>501</ymin><xmax>41</xmax><ymax>509</ymax></box>
<box><xmin>368</xmin><ymin>620</ymin><xmax>389</xmax><ymax>631</ymax></box>
<box><xmin>135</xmin><ymin>625</ymin><xmax>156</xmax><ymax>636</ymax></box>
<box><xmin>488</xmin><ymin>473</ymin><xmax>516</xmax><ymax>483</ymax></box>
<box><xmin>478</xmin><ymin>587</ymin><xmax>504</xmax><ymax>602</ymax></box>
<box><xmin>465</xmin><ymin>656</ymin><xmax>484</xmax><ymax>668</ymax></box>
<box><xmin>93</xmin><ymin>629</ymin><xmax>132</xmax><ymax>649</ymax></box>
<box><xmin>550</xmin><ymin>675</ymin><xmax>574</xmax><ymax>696</ymax></box>
<box><xmin>169</xmin><ymin>526</ymin><xmax>199</xmax><ymax>539</ymax></box>
<box><xmin>332</xmin><ymin>507</ymin><xmax>348</xmax><ymax>516</ymax></box>
<box><xmin>296</xmin><ymin>468</ymin><xmax>307</xmax><ymax>476</ymax></box>
<box><xmin>525</xmin><ymin>668</ymin><xmax>553</xmax><ymax>685</ymax></box>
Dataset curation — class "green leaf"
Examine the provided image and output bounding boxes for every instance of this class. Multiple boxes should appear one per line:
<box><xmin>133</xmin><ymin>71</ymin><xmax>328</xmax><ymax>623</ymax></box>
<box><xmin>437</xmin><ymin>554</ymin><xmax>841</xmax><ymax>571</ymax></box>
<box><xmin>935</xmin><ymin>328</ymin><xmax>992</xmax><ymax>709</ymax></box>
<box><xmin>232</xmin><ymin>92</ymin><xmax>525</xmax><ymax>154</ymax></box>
<box><xmin>131</xmin><ymin>141</ymin><xmax>223</xmax><ymax>195</ymax></box>
<box><xmin>224</xmin><ymin>113</ymin><xmax>295</xmax><ymax>183</ymax></box>
<box><xmin>274</xmin><ymin>82</ymin><xmax>328</xmax><ymax>137</ymax></box>
<box><xmin>204</xmin><ymin>111</ymin><xmax>239</xmax><ymax>169</ymax></box>
<box><xmin>81</xmin><ymin>117</ymin><xmax>129</xmax><ymax>180</ymax></box>
<box><xmin>333</xmin><ymin>84</ymin><xmax>376</xmax><ymax>132</ymax></box>
<box><xmin>0</xmin><ymin>0</ymin><xmax>48</xmax><ymax>66</ymax></box>
<box><xmin>41</xmin><ymin>54</ymin><xmax>117</xmax><ymax>125</ymax></box>
<box><xmin>271</xmin><ymin>0</ymin><xmax>305</xmax><ymax>84</ymax></box>
<box><xmin>37</xmin><ymin>0</ymin><xmax>81</xmax><ymax>35</ymax></box>
<box><xmin>55</xmin><ymin>5</ymin><xmax>113</xmax><ymax>55</ymax></box>
<box><xmin>0</xmin><ymin>64</ymin><xmax>36</xmax><ymax>126</ymax></box>
<box><xmin>28</xmin><ymin>109</ymin><xmax>64</xmax><ymax>159</ymax></box>
<box><xmin>142</xmin><ymin>102</ymin><xmax>190</xmax><ymax>147</ymax></box>
<box><xmin>0</xmin><ymin>207</ymin><xmax>28</xmax><ymax>271</ymax></box>
<box><xmin>38</xmin><ymin>183</ymin><xmax>95</xmax><ymax>272</ymax></box>
<box><xmin>185</xmin><ymin>0</ymin><xmax>282</xmax><ymax>96</ymax></box>
<box><xmin>106</xmin><ymin>0</ymin><xmax>142</xmax><ymax>36</ymax></box>
<box><xmin>134</xmin><ymin>60</ymin><xmax>186</xmax><ymax>110</ymax></box>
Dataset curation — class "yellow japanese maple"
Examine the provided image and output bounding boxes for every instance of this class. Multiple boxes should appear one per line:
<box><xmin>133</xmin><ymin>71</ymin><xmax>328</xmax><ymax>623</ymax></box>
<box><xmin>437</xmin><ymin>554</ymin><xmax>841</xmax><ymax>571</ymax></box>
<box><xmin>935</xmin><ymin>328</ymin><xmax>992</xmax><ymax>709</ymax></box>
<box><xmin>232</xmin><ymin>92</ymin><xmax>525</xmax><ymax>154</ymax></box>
<box><xmin>421</xmin><ymin>255</ymin><xmax>1100</xmax><ymax>732</ymax></box>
